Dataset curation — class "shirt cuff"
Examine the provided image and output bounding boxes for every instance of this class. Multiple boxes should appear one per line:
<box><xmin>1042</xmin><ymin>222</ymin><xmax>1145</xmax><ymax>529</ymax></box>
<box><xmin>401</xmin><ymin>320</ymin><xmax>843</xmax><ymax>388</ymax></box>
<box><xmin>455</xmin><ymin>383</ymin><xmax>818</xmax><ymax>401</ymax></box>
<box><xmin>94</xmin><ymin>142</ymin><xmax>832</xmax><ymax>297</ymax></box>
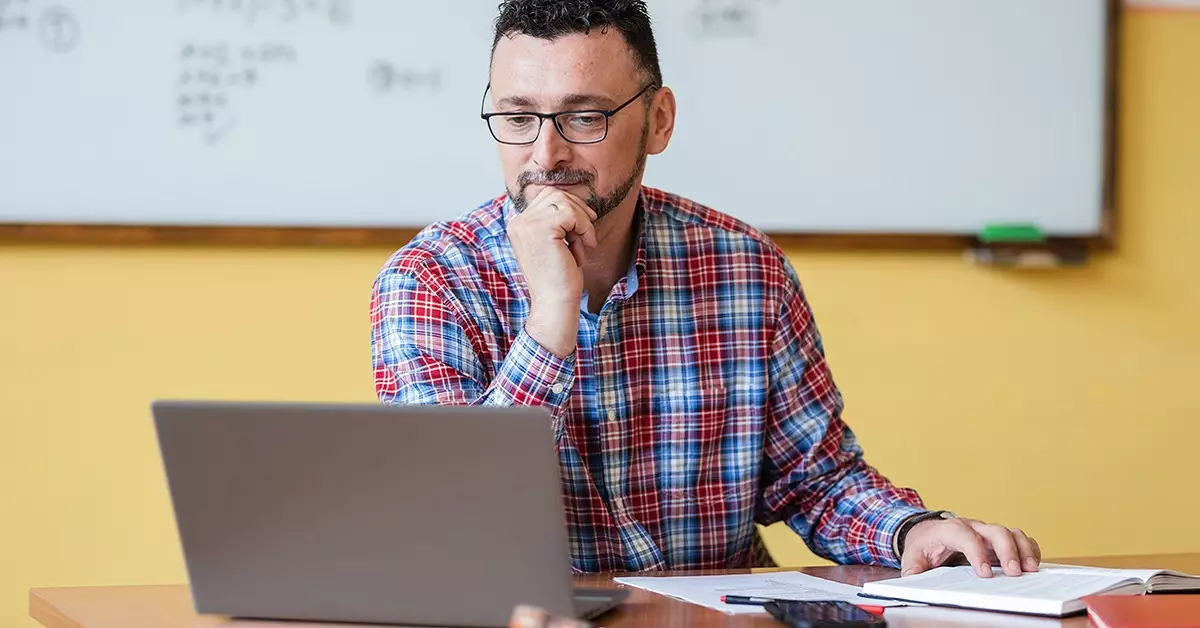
<box><xmin>484</xmin><ymin>328</ymin><xmax>576</xmax><ymax>410</ymax></box>
<box><xmin>881</xmin><ymin>505</ymin><xmax>931</xmax><ymax>567</ymax></box>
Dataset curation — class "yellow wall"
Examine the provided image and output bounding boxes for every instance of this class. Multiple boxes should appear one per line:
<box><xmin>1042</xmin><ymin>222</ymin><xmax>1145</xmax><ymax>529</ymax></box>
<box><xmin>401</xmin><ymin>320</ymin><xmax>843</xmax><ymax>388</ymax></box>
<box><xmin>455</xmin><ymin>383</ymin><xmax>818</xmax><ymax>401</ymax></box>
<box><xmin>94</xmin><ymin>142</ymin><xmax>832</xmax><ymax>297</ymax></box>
<box><xmin>2</xmin><ymin>11</ymin><xmax>1198</xmax><ymax>628</ymax></box>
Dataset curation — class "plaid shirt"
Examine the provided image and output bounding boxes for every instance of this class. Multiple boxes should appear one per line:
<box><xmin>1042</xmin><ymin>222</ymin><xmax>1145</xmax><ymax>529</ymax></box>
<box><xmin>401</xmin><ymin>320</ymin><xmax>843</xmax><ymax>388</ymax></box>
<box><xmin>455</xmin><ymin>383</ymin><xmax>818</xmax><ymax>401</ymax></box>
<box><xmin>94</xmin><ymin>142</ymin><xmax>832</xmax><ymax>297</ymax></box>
<box><xmin>370</xmin><ymin>187</ymin><xmax>926</xmax><ymax>573</ymax></box>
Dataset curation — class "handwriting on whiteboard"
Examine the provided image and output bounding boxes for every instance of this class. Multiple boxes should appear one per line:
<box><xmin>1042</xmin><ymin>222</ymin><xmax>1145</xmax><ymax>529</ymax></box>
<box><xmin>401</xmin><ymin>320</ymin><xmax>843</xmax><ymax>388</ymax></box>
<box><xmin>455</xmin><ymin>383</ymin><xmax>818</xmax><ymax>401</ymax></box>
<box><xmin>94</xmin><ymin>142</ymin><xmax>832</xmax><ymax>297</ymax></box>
<box><xmin>0</xmin><ymin>0</ymin><xmax>81</xmax><ymax>53</ymax></box>
<box><xmin>690</xmin><ymin>0</ymin><xmax>780</xmax><ymax>39</ymax></box>
<box><xmin>0</xmin><ymin>0</ymin><xmax>29</xmax><ymax>36</ymax></box>
<box><xmin>177</xmin><ymin>0</ymin><xmax>352</xmax><ymax>27</ymax></box>
<box><xmin>369</xmin><ymin>60</ymin><xmax>440</xmax><ymax>94</ymax></box>
<box><xmin>176</xmin><ymin>41</ymin><xmax>298</xmax><ymax>144</ymax></box>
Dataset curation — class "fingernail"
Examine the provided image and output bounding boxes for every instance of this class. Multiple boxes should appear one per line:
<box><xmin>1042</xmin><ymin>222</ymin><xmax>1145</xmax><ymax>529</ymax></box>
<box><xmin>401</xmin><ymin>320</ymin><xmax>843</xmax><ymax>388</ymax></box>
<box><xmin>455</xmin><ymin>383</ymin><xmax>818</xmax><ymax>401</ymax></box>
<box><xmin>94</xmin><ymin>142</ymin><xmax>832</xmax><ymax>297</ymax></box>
<box><xmin>1025</xmin><ymin>557</ymin><xmax>1040</xmax><ymax>571</ymax></box>
<box><xmin>979</xmin><ymin>563</ymin><xmax>992</xmax><ymax>577</ymax></box>
<box><xmin>1008</xmin><ymin>560</ymin><xmax>1022</xmax><ymax>575</ymax></box>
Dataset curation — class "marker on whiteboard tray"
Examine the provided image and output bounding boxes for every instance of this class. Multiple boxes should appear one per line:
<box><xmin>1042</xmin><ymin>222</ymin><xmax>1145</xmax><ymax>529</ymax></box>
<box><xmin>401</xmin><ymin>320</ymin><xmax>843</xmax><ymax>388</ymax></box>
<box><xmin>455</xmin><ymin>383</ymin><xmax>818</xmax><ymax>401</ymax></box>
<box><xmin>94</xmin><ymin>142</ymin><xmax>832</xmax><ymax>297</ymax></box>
<box><xmin>978</xmin><ymin>223</ymin><xmax>1046</xmax><ymax>244</ymax></box>
<box><xmin>970</xmin><ymin>223</ymin><xmax>1088</xmax><ymax>268</ymax></box>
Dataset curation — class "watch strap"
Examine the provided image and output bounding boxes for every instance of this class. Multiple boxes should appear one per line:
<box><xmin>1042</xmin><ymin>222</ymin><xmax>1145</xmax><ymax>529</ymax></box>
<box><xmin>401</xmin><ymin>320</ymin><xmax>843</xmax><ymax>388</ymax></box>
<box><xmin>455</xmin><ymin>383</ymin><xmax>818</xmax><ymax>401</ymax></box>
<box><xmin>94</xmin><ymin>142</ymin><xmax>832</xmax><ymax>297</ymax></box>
<box><xmin>895</xmin><ymin>510</ymin><xmax>957</xmax><ymax>559</ymax></box>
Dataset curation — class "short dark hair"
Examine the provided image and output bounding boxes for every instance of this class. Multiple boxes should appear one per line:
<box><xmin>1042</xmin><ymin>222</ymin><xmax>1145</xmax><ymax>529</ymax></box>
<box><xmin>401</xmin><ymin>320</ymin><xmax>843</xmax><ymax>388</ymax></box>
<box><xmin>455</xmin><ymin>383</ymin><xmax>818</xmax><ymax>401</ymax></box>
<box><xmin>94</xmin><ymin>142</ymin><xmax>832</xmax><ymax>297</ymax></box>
<box><xmin>491</xmin><ymin>0</ymin><xmax>663</xmax><ymax>88</ymax></box>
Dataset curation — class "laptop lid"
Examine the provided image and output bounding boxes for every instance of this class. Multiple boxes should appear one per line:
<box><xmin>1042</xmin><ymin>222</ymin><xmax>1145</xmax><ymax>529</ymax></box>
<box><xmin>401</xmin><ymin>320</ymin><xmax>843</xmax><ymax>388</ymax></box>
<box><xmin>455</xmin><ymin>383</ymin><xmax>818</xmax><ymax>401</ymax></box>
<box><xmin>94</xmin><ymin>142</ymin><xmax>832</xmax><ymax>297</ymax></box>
<box><xmin>152</xmin><ymin>400</ymin><xmax>579</xmax><ymax>627</ymax></box>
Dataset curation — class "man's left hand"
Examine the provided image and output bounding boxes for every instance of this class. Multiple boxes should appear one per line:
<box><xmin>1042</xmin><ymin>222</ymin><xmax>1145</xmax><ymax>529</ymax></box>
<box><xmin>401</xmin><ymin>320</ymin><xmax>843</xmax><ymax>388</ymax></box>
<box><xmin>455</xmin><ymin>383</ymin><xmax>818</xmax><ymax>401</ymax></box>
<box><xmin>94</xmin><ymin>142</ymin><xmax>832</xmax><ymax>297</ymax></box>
<box><xmin>901</xmin><ymin>516</ymin><xmax>1041</xmax><ymax>578</ymax></box>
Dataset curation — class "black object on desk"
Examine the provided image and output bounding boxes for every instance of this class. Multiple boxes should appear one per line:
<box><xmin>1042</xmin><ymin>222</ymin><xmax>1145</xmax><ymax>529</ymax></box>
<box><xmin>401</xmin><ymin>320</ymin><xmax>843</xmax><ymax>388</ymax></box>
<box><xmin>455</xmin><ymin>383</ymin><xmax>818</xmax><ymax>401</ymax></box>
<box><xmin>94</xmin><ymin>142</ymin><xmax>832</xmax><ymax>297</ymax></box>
<box><xmin>763</xmin><ymin>600</ymin><xmax>886</xmax><ymax>628</ymax></box>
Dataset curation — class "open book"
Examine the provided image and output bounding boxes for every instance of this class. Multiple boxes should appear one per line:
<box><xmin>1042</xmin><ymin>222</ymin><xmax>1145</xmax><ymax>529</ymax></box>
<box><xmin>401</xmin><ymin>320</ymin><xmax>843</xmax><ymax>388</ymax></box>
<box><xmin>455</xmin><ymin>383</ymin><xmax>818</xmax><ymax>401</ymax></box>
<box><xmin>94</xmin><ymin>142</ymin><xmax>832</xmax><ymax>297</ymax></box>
<box><xmin>860</xmin><ymin>564</ymin><xmax>1200</xmax><ymax>617</ymax></box>
<box><xmin>1038</xmin><ymin>563</ymin><xmax>1200</xmax><ymax>593</ymax></box>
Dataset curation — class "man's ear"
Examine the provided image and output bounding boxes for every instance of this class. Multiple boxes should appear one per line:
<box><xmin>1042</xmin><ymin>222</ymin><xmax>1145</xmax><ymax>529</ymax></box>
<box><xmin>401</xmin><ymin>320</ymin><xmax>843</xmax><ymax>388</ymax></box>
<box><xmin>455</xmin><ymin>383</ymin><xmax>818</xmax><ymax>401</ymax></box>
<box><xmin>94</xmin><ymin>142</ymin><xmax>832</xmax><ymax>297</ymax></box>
<box><xmin>645</xmin><ymin>86</ymin><xmax>676</xmax><ymax>156</ymax></box>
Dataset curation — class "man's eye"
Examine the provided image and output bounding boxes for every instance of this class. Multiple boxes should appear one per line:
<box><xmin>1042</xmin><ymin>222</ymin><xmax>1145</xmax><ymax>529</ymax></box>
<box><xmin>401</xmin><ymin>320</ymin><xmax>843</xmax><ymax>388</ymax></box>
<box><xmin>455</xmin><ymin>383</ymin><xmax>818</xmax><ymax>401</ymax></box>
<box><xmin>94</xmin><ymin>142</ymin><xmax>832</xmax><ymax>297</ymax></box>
<box><xmin>503</xmin><ymin>115</ymin><xmax>536</xmax><ymax>128</ymax></box>
<box><xmin>565</xmin><ymin>113</ymin><xmax>605</xmax><ymax>130</ymax></box>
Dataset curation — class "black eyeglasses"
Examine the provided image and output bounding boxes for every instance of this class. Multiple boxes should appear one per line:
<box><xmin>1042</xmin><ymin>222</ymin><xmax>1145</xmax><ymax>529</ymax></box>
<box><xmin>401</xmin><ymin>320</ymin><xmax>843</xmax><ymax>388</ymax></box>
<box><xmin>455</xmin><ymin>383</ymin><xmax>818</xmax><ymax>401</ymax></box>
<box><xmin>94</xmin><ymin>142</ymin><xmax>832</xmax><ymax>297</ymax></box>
<box><xmin>480</xmin><ymin>83</ymin><xmax>658</xmax><ymax>145</ymax></box>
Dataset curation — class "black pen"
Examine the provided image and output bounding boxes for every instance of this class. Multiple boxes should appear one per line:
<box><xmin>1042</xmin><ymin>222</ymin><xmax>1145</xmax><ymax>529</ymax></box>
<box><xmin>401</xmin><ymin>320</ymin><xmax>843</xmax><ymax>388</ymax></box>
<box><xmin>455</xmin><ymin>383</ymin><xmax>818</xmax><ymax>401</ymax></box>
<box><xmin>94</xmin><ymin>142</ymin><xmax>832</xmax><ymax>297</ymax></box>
<box><xmin>721</xmin><ymin>595</ymin><xmax>774</xmax><ymax>605</ymax></box>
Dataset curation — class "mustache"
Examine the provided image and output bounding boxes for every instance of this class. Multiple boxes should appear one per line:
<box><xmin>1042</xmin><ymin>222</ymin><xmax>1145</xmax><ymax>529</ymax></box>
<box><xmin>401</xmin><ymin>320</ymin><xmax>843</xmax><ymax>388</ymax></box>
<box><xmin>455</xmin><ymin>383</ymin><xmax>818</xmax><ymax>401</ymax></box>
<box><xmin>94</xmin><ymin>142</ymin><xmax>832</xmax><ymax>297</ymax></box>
<box><xmin>517</xmin><ymin>168</ymin><xmax>594</xmax><ymax>189</ymax></box>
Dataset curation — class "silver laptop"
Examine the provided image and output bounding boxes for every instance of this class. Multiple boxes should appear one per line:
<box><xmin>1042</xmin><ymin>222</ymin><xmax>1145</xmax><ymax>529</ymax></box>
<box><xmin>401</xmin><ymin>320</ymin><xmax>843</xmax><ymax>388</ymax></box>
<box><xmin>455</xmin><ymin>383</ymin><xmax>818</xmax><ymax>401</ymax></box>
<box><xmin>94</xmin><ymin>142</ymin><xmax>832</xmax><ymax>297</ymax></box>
<box><xmin>152</xmin><ymin>400</ymin><xmax>626</xmax><ymax>627</ymax></box>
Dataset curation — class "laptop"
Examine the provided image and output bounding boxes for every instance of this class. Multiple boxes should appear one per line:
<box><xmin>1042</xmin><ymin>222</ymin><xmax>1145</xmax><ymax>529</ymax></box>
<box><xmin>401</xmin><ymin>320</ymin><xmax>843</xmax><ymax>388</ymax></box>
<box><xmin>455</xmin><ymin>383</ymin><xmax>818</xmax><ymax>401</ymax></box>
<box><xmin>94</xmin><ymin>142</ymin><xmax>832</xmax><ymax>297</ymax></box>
<box><xmin>151</xmin><ymin>400</ymin><xmax>626</xmax><ymax>627</ymax></box>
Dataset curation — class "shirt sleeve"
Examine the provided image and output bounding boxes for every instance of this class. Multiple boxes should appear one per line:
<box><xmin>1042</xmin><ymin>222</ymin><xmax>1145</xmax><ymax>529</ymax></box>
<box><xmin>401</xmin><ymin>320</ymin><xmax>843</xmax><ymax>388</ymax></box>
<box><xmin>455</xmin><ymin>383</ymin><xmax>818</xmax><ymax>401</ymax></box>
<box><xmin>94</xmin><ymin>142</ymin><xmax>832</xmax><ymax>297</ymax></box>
<box><xmin>756</xmin><ymin>258</ymin><xmax>926</xmax><ymax>568</ymax></box>
<box><xmin>370</xmin><ymin>261</ymin><xmax>575</xmax><ymax>415</ymax></box>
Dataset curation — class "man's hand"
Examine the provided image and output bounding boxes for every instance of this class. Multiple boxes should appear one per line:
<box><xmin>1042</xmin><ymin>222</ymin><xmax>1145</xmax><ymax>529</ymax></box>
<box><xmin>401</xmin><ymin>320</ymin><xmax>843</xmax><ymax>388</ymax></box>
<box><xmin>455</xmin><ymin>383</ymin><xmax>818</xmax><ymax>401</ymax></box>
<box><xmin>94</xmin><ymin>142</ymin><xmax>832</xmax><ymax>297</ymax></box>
<box><xmin>901</xmin><ymin>516</ymin><xmax>1041</xmax><ymax>578</ymax></box>
<box><xmin>507</xmin><ymin>188</ymin><xmax>597</xmax><ymax>358</ymax></box>
<box><xmin>509</xmin><ymin>605</ymin><xmax>592</xmax><ymax>628</ymax></box>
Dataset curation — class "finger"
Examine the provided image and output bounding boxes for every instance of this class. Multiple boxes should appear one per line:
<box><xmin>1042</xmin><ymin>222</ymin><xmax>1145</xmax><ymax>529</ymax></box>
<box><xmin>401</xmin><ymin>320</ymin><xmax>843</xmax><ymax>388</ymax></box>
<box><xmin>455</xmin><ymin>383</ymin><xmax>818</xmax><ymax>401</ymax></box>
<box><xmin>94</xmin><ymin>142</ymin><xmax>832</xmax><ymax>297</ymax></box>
<box><xmin>510</xmin><ymin>605</ymin><xmax>549</xmax><ymax>628</ymax></box>
<box><xmin>566</xmin><ymin>233</ymin><xmax>587</xmax><ymax>267</ymax></box>
<box><xmin>545</xmin><ymin>190</ymin><xmax>598</xmax><ymax>224</ymax></box>
<box><xmin>550</xmin><ymin>193</ymin><xmax>599</xmax><ymax>238</ymax></box>
<box><xmin>518</xmin><ymin>187</ymin><xmax>567</xmax><ymax>224</ymax></box>
<box><xmin>900</xmin><ymin>550</ymin><xmax>932</xmax><ymax>578</ymax></box>
<box><xmin>1009</xmin><ymin>529</ymin><xmax>1041</xmax><ymax>571</ymax></box>
<box><xmin>970</xmin><ymin>522</ymin><xmax>1024</xmax><ymax>576</ymax></box>
<box><xmin>530</xmin><ymin>201</ymin><xmax>593</xmax><ymax>248</ymax></box>
<box><xmin>943</xmin><ymin>520</ymin><xmax>994</xmax><ymax>578</ymax></box>
<box><xmin>549</xmin><ymin>189</ymin><xmax>597</xmax><ymax>222</ymax></box>
<box><xmin>525</xmin><ymin>192</ymin><xmax>598</xmax><ymax>251</ymax></box>
<box><xmin>528</xmin><ymin>188</ymin><xmax>584</xmax><ymax>218</ymax></box>
<box><xmin>527</xmin><ymin>184</ymin><xmax>556</xmax><ymax>208</ymax></box>
<box><xmin>576</xmin><ymin>214</ymin><xmax>598</xmax><ymax>248</ymax></box>
<box><xmin>1008</xmin><ymin>528</ymin><xmax>1036</xmax><ymax>571</ymax></box>
<box><xmin>555</xmin><ymin>202</ymin><xmax>598</xmax><ymax>249</ymax></box>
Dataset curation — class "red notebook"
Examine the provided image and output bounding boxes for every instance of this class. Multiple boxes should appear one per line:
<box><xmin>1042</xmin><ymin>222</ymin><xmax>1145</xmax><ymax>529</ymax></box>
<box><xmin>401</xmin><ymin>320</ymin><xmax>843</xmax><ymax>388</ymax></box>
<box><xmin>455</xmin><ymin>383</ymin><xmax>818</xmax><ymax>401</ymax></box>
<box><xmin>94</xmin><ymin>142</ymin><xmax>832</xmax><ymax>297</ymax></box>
<box><xmin>1084</xmin><ymin>595</ymin><xmax>1200</xmax><ymax>628</ymax></box>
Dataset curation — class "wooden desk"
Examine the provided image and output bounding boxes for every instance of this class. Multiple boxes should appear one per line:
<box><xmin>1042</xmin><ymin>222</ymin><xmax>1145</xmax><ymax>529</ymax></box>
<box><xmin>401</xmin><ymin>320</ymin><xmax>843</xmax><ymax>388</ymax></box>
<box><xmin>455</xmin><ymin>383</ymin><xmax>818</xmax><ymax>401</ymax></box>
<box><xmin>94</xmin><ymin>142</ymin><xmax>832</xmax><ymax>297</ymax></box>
<box><xmin>30</xmin><ymin>554</ymin><xmax>1200</xmax><ymax>628</ymax></box>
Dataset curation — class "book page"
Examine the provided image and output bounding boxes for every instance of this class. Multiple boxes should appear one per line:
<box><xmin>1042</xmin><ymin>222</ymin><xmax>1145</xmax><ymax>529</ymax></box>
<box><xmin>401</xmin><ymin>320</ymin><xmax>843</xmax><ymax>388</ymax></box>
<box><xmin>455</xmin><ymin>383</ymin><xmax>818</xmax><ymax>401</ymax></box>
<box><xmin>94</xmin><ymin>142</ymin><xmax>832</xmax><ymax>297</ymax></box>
<box><xmin>864</xmin><ymin>566</ymin><xmax>1141</xmax><ymax>601</ymax></box>
<box><xmin>1040</xmin><ymin>563</ymin><xmax>1163</xmax><ymax>583</ymax></box>
<box><xmin>1040</xmin><ymin>563</ymin><xmax>1199</xmax><ymax>583</ymax></box>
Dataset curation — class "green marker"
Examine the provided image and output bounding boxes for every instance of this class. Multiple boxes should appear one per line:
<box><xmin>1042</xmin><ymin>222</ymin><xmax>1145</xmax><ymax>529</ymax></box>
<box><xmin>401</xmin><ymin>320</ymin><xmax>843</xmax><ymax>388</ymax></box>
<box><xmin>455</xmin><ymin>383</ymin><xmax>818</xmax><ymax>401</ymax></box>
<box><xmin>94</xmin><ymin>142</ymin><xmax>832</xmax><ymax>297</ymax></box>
<box><xmin>979</xmin><ymin>223</ymin><xmax>1046</xmax><ymax>244</ymax></box>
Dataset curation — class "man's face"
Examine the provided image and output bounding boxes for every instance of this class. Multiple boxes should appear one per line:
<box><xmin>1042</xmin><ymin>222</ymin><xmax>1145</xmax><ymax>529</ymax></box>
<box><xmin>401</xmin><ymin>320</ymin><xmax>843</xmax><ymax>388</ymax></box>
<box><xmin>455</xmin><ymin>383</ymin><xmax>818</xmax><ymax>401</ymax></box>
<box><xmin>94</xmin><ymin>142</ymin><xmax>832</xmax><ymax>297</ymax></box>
<box><xmin>488</xmin><ymin>29</ymin><xmax>654</xmax><ymax>220</ymax></box>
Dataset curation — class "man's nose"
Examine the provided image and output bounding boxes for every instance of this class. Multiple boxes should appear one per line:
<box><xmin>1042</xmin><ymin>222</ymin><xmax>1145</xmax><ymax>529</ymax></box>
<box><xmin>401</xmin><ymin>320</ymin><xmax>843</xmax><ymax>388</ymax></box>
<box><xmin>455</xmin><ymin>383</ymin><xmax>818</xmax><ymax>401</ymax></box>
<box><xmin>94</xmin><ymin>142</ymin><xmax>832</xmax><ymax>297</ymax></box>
<box><xmin>531</xmin><ymin>118</ymin><xmax>571</xmax><ymax>171</ymax></box>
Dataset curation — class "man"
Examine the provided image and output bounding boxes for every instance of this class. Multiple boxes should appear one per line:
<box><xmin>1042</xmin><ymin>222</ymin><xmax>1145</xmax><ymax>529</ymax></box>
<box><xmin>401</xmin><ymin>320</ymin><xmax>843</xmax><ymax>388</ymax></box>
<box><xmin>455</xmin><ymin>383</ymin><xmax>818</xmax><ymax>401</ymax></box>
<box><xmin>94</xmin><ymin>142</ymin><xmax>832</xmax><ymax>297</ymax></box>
<box><xmin>370</xmin><ymin>0</ymin><xmax>1040</xmax><ymax>578</ymax></box>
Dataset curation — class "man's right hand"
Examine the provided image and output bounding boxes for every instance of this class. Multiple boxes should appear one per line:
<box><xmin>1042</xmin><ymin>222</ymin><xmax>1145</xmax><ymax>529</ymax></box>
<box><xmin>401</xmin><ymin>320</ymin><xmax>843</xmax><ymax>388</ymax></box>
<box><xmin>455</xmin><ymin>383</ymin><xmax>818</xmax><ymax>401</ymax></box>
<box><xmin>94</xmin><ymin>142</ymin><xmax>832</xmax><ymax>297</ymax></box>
<box><xmin>510</xmin><ymin>605</ymin><xmax>592</xmax><ymax>628</ymax></box>
<box><xmin>506</xmin><ymin>188</ymin><xmax>597</xmax><ymax>358</ymax></box>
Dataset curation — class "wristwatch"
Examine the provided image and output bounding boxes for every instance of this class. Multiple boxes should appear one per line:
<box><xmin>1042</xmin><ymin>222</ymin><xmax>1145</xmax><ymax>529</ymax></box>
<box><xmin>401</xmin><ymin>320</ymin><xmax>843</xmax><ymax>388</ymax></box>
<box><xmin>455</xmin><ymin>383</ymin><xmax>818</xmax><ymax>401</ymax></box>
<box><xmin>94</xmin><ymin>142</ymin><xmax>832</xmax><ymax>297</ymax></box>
<box><xmin>895</xmin><ymin>510</ymin><xmax>957</xmax><ymax>558</ymax></box>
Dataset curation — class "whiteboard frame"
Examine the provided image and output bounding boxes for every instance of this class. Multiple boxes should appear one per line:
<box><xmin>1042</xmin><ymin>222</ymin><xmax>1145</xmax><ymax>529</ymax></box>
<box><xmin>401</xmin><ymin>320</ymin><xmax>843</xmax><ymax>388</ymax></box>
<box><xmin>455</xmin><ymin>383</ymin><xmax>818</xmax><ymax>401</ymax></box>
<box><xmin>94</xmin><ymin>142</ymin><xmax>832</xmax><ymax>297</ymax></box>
<box><xmin>0</xmin><ymin>0</ymin><xmax>1119</xmax><ymax>251</ymax></box>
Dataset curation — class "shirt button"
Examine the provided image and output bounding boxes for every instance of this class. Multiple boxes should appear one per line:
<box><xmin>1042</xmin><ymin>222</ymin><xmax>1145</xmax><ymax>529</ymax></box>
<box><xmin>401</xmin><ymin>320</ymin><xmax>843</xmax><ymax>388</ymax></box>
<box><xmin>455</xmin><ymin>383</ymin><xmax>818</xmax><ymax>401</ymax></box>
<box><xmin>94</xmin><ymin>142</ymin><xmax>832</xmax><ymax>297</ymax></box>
<box><xmin>607</xmin><ymin>409</ymin><xmax>616</xmax><ymax>421</ymax></box>
<box><xmin>551</xmin><ymin>383</ymin><xmax>565</xmax><ymax>395</ymax></box>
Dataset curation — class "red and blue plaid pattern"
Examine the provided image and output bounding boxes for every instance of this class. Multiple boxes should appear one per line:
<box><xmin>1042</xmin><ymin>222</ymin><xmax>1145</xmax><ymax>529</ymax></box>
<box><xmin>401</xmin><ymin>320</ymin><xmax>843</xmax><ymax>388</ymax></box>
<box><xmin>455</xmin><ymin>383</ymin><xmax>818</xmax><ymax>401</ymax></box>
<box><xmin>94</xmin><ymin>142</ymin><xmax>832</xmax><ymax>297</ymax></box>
<box><xmin>371</xmin><ymin>187</ymin><xmax>925</xmax><ymax>572</ymax></box>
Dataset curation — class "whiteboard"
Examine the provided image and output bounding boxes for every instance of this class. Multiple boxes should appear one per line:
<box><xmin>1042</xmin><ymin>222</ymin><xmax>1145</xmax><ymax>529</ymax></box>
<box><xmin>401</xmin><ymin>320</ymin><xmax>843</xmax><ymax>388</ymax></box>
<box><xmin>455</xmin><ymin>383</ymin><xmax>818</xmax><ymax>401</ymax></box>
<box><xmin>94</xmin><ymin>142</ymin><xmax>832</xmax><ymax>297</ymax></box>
<box><xmin>0</xmin><ymin>0</ymin><xmax>1111</xmax><ymax>236</ymax></box>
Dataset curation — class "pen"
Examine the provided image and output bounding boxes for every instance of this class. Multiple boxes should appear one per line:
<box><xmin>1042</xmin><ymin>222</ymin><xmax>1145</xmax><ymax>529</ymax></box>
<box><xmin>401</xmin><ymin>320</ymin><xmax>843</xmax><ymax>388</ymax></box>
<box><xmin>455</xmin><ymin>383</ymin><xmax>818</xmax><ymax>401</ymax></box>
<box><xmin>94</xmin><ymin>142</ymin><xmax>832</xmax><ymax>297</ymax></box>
<box><xmin>721</xmin><ymin>595</ymin><xmax>776</xmax><ymax>605</ymax></box>
<box><xmin>719</xmin><ymin>596</ymin><xmax>886</xmax><ymax>615</ymax></box>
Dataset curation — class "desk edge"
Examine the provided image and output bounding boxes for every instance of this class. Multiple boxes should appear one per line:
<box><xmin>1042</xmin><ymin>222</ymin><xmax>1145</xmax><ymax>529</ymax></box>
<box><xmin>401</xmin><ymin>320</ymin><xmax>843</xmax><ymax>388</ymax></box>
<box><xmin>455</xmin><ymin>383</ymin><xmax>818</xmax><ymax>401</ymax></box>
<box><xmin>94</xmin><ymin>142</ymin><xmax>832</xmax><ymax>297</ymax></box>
<box><xmin>29</xmin><ymin>588</ymin><xmax>85</xmax><ymax>628</ymax></box>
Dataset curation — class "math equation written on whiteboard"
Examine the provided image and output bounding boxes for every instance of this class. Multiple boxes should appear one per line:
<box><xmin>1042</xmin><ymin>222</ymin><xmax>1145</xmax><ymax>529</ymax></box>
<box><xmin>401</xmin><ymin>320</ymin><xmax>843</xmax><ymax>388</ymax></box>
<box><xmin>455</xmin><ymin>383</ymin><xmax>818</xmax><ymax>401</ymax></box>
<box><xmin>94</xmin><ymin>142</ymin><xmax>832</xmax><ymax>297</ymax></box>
<box><xmin>177</xmin><ymin>0</ymin><xmax>352</xmax><ymax>27</ymax></box>
<box><xmin>176</xmin><ymin>41</ymin><xmax>298</xmax><ymax>144</ymax></box>
<box><xmin>172</xmin><ymin>0</ymin><xmax>442</xmax><ymax>146</ymax></box>
<box><xmin>689</xmin><ymin>0</ymin><xmax>781</xmax><ymax>39</ymax></box>
<box><xmin>174</xmin><ymin>0</ymin><xmax>352</xmax><ymax>144</ymax></box>
<box><xmin>0</xmin><ymin>0</ymin><xmax>82</xmax><ymax>53</ymax></box>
